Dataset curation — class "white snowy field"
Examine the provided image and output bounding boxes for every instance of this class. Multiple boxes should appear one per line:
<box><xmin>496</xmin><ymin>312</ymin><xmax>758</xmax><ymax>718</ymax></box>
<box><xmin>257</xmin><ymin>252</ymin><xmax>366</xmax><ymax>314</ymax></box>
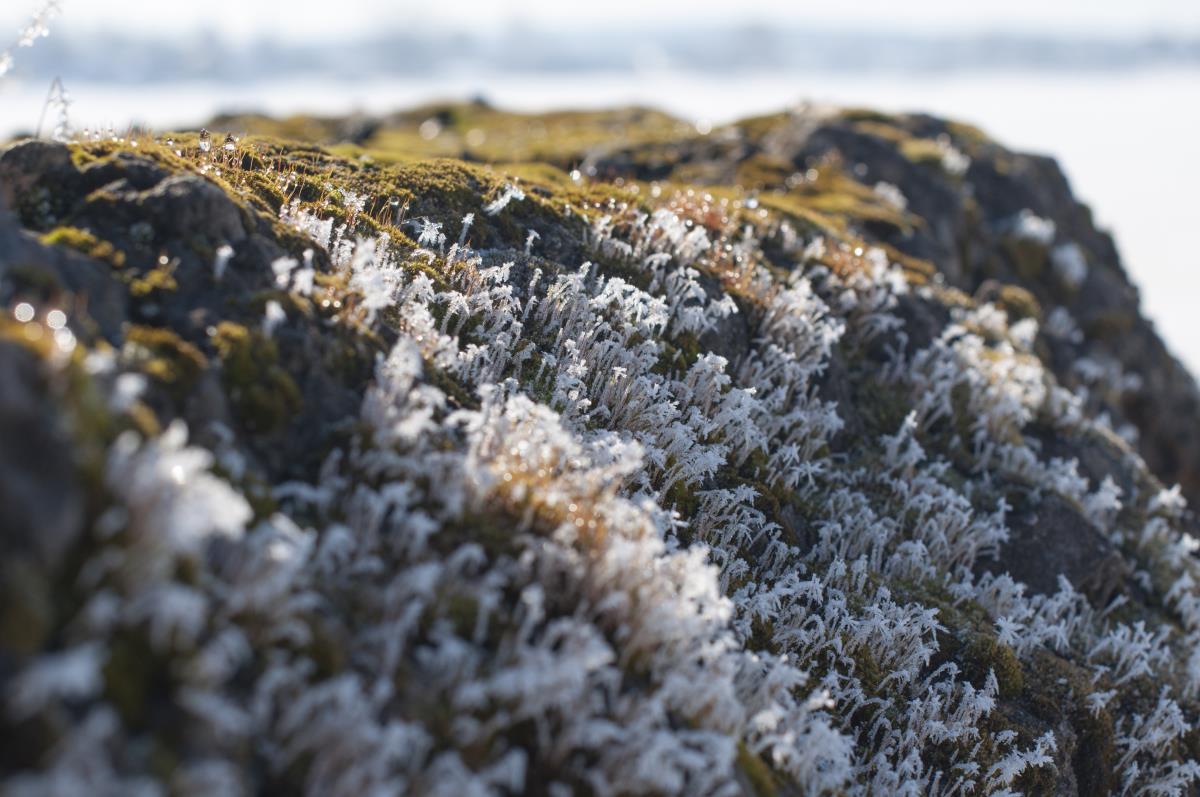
<box><xmin>2</xmin><ymin>67</ymin><xmax>1198</xmax><ymax>374</ymax></box>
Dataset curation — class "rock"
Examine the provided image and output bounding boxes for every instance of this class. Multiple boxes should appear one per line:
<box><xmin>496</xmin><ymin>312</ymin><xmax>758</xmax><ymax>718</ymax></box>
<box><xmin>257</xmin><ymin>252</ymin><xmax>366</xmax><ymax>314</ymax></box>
<box><xmin>0</xmin><ymin>140</ymin><xmax>72</xmax><ymax>211</ymax></box>
<box><xmin>0</xmin><ymin>341</ymin><xmax>83</xmax><ymax>657</ymax></box>
<box><xmin>983</xmin><ymin>494</ymin><xmax>1129</xmax><ymax>606</ymax></box>
<box><xmin>0</xmin><ymin>341</ymin><xmax>82</xmax><ymax>568</ymax></box>
<box><xmin>136</xmin><ymin>174</ymin><xmax>250</xmax><ymax>246</ymax></box>
<box><xmin>3</xmin><ymin>103</ymin><xmax>1200</xmax><ymax>796</ymax></box>
<box><xmin>0</xmin><ymin>208</ymin><xmax>128</xmax><ymax>342</ymax></box>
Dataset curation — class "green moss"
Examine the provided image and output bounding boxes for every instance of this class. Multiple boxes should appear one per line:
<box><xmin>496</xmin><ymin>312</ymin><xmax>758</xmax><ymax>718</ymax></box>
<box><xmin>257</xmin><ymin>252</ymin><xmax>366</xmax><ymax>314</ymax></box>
<box><xmin>851</xmin><ymin>119</ymin><xmax>915</xmax><ymax>144</ymax></box>
<box><xmin>357</xmin><ymin>103</ymin><xmax>691</xmax><ymax>167</ymax></box>
<box><xmin>1002</xmin><ymin>238</ymin><xmax>1050</xmax><ymax>282</ymax></box>
<box><xmin>102</xmin><ymin>629</ymin><xmax>167</xmax><ymax>727</ymax></box>
<box><xmin>0</xmin><ymin>557</ymin><xmax>53</xmax><ymax>655</ymax></box>
<box><xmin>212</xmin><ymin>321</ymin><xmax>302</xmax><ymax>433</ymax></box>
<box><xmin>40</xmin><ymin>226</ymin><xmax>127</xmax><ymax>268</ymax></box>
<box><xmin>736</xmin><ymin>743</ymin><xmax>779</xmax><ymax>797</ymax></box>
<box><xmin>850</xmin><ymin>643</ymin><xmax>887</xmax><ymax>695</ymax></box>
<box><xmin>1083</xmin><ymin>310</ymin><xmax>1136</xmax><ymax>341</ymax></box>
<box><xmin>838</xmin><ymin>107</ymin><xmax>899</xmax><ymax>125</ymax></box>
<box><xmin>14</xmin><ymin>184</ymin><xmax>62</xmax><ymax>230</ymax></box>
<box><xmin>963</xmin><ymin>634</ymin><xmax>1024</xmax><ymax>698</ymax></box>
<box><xmin>889</xmin><ymin>578</ymin><xmax>1024</xmax><ymax>700</ymax></box>
<box><xmin>124</xmin><ymin>325</ymin><xmax>207</xmax><ymax>394</ymax></box>
<box><xmin>756</xmin><ymin>162</ymin><xmax>916</xmax><ymax>239</ymax></box>
<box><xmin>128</xmin><ymin>262</ymin><xmax>178</xmax><ymax>298</ymax></box>
<box><xmin>996</xmin><ymin>284</ymin><xmax>1041</xmax><ymax>321</ymax></box>
<box><xmin>900</xmin><ymin>138</ymin><xmax>948</xmax><ymax>167</ymax></box>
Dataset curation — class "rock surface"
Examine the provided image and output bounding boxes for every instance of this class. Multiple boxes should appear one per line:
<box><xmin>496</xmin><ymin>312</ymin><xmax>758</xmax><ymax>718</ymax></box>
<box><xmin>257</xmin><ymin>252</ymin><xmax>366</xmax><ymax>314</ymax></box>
<box><xmin>2</xmin><ymin>104</ymin><xmax>1200</xmax><ymax>795</ymax></box>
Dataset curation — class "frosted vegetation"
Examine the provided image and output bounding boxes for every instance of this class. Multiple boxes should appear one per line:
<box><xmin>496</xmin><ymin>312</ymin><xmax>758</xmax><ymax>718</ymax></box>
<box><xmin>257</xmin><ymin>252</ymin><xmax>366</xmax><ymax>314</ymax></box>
<box><xmin>5</xmin><ymin>157</ymin><xmax>1200</xmax><ymax>795</ymax></box>
<box><xmin>3</xmin><ymin>6</ymin><xmax>1200</xmax><ymax>795</ymax></box>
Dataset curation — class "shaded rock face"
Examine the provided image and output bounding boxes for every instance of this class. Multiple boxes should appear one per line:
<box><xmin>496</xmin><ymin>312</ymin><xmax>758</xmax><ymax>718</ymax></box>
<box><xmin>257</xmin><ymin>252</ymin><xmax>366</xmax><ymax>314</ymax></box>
<box><xmin>0</xmin><ymin>340</ymin><xmax>82</xmax><ymax>569</ymax></box>
<box><xmin>982</xmin><ymin>495</ymin><xmax>1128</xmax><ymax>606</ymax></box>
<box><xmin>2</xmin><ymin>106</ymin><xmax>1200</xmax><ymax>796</ymax></box>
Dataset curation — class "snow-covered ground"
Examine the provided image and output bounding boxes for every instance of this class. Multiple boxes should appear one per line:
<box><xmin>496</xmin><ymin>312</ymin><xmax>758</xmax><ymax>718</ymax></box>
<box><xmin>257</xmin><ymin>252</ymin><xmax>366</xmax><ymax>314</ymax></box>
<box><xmin>3</xmin><ymin>66</ymin><xmax>1197</xmax><ymax>374</ymax></box>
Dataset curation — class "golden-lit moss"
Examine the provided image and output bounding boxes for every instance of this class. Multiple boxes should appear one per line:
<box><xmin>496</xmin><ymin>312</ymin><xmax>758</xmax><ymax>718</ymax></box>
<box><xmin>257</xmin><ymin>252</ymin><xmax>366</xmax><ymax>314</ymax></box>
<box><xmin>756</xmin><ymin>160</ymin><xmax>917</xmax><ymax>238</ymax></box>
<box><xmin>211</xmin><ymin>321</ymin><xmax>301</xmax><ymax>433</ymax></box>
<box><xmin>123</xmin><ymin>325</ymin><xmax>207</xmax><ymax>395</ymax></box>
<box><xmin>900</xmin><ymin>137</ymin><xmax>949</xmax><ymax>167</ymax></box>
<box><xmin>358</xmin><ymin>103</ymin><xmax>693</xmax><ymax>166</ymax></box>
<box><xmin>128</xmin><ymin>262</ymin><xmax>178</xmax><ymax>298</ymax></box>
<box><xmin>40</xmin><ymin>226</ymin><xmax>127</xmax><ymax>268</ymax></box>
<box><xmin>996</xmin><ymin>284</ymin><xmax>1042</xmax><ymax>321</ymax></box>
<box><xmin>851</xmin><ymin>119</ymin><xmax>914</xmax><ymax>144</ymax></box>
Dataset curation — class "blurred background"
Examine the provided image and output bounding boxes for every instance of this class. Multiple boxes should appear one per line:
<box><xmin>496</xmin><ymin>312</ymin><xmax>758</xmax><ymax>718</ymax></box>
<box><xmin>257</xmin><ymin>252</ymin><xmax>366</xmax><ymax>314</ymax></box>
<box><xmin>2</xmin><ymin>0</ymin><xmax>1198</xmax><ymax>374</ymax></box>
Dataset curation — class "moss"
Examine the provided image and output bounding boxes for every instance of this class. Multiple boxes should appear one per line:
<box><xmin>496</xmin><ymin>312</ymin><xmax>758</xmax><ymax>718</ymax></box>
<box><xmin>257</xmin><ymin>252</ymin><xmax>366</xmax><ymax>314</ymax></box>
<box><xmin>1002</xmin><ymin>238</ymin><xmax>1049</xmax><ymax>282</ymax></box>
<box><xmin>40</xmin><ymin>226</ymin><xmax>127</xmax><ymax>268</ymax></box>
<box><xmin>211</xmin><ymin>321</ymin><xmax>302</xmax><ymax>433</ymax></box>
<box><xmin>357</xmin><ymin>103</ymin><xmax>691</xmax><ymax>167</ymax></box>
<box><xmin>13</xmin><ymin>184</ymin><xmax>63</xmax><ymax>231</ymax></box>
<box><xmin>756</xmin><ymin>161</ymin><xmax>916</xmax><ymax>240</ymax></box>
<box><xmin>849</xmin><ymin>643</ymin><xmax>887</xmax><ymax>695</ymax></box>
<box><xmin>889</xmin><ymin>577</ymin><xmax>1029</xmax><ymax>701</ymax></box>
<box><xmin>838</xmin><ymin>107</ymin><xmax>899</xmax><ymax>125</ymax></box>
<box><xmin>0</xmin><ymin>557</ymin><xmax>53</xmax><ymax>655</ymax></box>
<box><xmin>733</xmin><ymin>154</ymin><xmax>794</xmax><ymax>189</ymax></box>
<box><xmin>1003</xmin><ymin>648</ymin><xmax>1118</xmax><ymax>792</ymax></box>
<box><xmin>899</xmin><ymin>137</ymin><xmax>949</xmax><ymax>168</ymax></box>
<box><xmin>124</xmin><ymin>325</ymin><xmax>207</xmax><ymax>394</ymax></box>
<box><xmin>126</xmin><ymin>401</ymin><xmax>162</xmax><ymax>438</ymax></box>
<box><xmin>102</xmin><ymin>629</ymin><xmax>168</xmax><ymax>728</ymax></box>
<box><xmin>963</xmin><ymin>634</ymin><xmax>1024</xmax><ymax>698</ymax></box>
<box><xmin>1083</xmin><ymin>310</ymin><xmax>1136</xmax><ymax>341</ymax></box>
<box><xmin>425</xmin><ymin>360</ymin><xmax>478</xmax><ymax>411</ymax></box>
<box><xmin>996</xmin><ymin>284</ymin><xmax>1041</xmax><ymax>321</ymax></box>
<box><xmin>128</xmin><ymin>262</ymin><xmax>178</xmax><ymax>298</ymax></box>
<box><xmin>851</xmin><ymin>119</ymin><xmax>914</xmax><ymax>143</ymax></box>
<box><xmin>443</xmin><ymin>593</ymin><xmax>481</xmax><ymax>639</ymax></box>
<box><xmin>736</xmin><ymin>743</ymin><xmax>779</xmax><ymax>797</ymax></box>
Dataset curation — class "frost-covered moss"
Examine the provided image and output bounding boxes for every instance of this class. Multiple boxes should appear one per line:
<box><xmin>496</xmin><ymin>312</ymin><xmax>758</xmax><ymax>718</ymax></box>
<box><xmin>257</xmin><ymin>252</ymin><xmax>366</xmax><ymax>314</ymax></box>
<box><xmin>3</xmin><ymin>102</ymin><xmax>1200</xmax><ymax>797</ymax></box>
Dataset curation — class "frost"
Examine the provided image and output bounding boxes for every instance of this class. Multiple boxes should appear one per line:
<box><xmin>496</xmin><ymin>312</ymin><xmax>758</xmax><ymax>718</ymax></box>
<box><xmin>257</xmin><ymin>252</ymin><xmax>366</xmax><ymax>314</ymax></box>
<box><xmin>7</xmin><ymin>645</ymin><xmax>104</xmax><ymax>718</ymax></box>
<box><xmin>1011</xmin><ymin>209</ymin><xmax>1056</xmax><ymax>245</ymax></box>
<box><xmin>938</xmin><ymin>138</ymin><xmax>971</xmax><ymax>176</ymax></box>
<box><xmin>1052</xmin><ymin>242</ymin><xmax>1089</xmax><ymax>290</ymax></box>
<box><xmin>484</xmin><ymin>183</ymin><xmax>526</xmax><ymax>215</ymax></box>
<box><xmin>212</xmin><ymin>244</ymin><xmax>234</xmax><ymax>282</ymax></box>
<box><xmin>271</xmin><ymin>255</ymin><xmax>297</xmax><ymax>288</ymax></box>
<box><xmin>105</xmin><ymin>420</ymin><xmax>251</xmax><ymax>558</ymax></box>
<box><xmin>873</xmin><ymin>181</ymin><xmax>908</xmax><ymax>211</ymax></box>
<box><xmin>15</xmin><ymin>169</ymin><xmax>1200</xmax><ymax>797</ymax></box>
<box><xmin>263</xmin><ymin>300</ymin><xmax>286</xmax><ymax>336</ymax></box>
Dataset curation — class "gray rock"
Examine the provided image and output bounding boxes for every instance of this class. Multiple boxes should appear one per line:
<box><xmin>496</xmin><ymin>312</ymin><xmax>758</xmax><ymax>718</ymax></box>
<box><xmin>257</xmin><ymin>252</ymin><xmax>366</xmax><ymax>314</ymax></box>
<box><xmin>983</xmin><ymin>494</ymin><xmax>1128</xmax><ymax>606</ymax></box>
<box><xmin>0</xmin><ymin>341</ymin><xmax>83</xmax><ymax>574</ymax></box>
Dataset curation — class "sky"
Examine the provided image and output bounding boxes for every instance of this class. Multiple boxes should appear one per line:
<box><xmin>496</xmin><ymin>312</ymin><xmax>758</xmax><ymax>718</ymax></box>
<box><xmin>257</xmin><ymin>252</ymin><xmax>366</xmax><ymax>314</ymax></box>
<box><xmin>4</xmin><ymin>0</ymin><xmax>1200</xmax><ymax>40</ymax></box>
